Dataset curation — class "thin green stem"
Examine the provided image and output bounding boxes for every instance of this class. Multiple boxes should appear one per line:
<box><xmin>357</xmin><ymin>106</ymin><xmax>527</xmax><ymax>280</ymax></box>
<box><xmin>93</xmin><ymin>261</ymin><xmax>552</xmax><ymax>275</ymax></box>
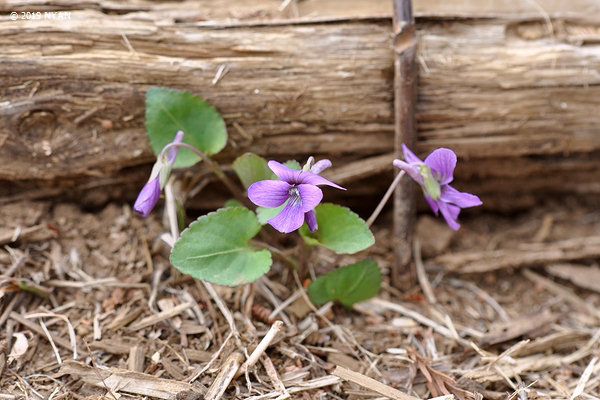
<box><xmin>160</xmin><ymin>142</ymin><xmax>252</xmax><ymax>208</ymax></box>
<box><xmin>366</xmin><ymin>170</ymin><xmax>406</xmax><ymax>227</ymax></box>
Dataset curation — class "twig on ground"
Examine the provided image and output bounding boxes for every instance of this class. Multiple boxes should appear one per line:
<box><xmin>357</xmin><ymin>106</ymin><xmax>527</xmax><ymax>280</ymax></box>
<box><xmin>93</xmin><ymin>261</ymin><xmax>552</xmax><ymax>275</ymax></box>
<box><xmin>368</xmin><ymin>298</ymin><xmax>461</xmax><ymax>344</ymax></box>
<box><xmin>434</xmin><ymin>236</ymin><xmax>600</xmax><ymax>273</ymax></box>
<box><xmin>59</xmin><ymin>359</ymin><xmax>201</xmax><ymax>399</ymax></box>
<box><xmin>202</xmin><ymin>281</ymin><xmax>241</xmax><ymax>345</ymax></box>
<box><xmin>256</xmin><ymin>279</ymin><xmax>292</xmax><ymax>327</ymax></box>
<box><xmin>83</xmin><ymin>339</ymin><xmax>119</xmax><ymax>400</ymax></box>
<box><xmin>9</xmin><ymin>312</ymin><xmax>75</xmax><ymax>353</ymax></box>
<box><xmin>236</xmin><ymin>320</ymin><xmax>284</xmax><ymax>378</ymax></box>
<box><xmin>204</xmin><ymin>351</ymin><xmax>245</xmax><ymax>400</ymax></box>
<box><xmin>563</xmin><ymin>329</ymin><xmax>600</xmax><ymax>365</ymax></box>
<box><xmin>128</xmin><ymin>301</ymin><xmax>193</xmax><ymax>331</ymax></box>
<box><xmin>44</xmin><ymin>278</ymin><xmax>149</xmax><ymax>290</ymax></box>
<box><xmin>483</xmin><ymin>340</ymin><xmax>531</xmax><ymax>371</ymax></box>
<box><xmin>332</xmin><ymin>365</ymin><xmax>420</xmax><ymax>400</ymax></box>
<box><xmin>187</xmin><ymin>331</ymin><xmax>234</xmax><ymax>383</ymax></box>
<box><xmin>448</xmin><ymin>278</ymin><xmax>510</xmax><ymax>322</ymax></box>
<box><xmin>148</xmin><ymin>263</ymin><xmax>167</xmax><ymax>313</ymax></box>
<box><xmin>522</xmin><ymin>269</ymin><xmax>600</xmax><ymax>320</ymax></box>
<box><xmin>268</xmin><ymin>289</ymin><xmax>302</xmax><ymax>322</ymax></box>
<box><xmin>39</xmin><ymin>319</ymin><xmax>61</xmax><ymax>365</ymax></box>
<box><xmin>128</xmin><ymin>344</ymin><xmax>146</xmax><ymax>372</ymax></box>
<box><xmin>569</xmin><ymin>356</ymin><xmax>598</xmax><ymax>400</ymax></box>
<box><xmin>413</xmin><ymin>239</ymin><xmax>437</xmax><ymax>304</ymax></box>
<box><xmin>1</xmin><ymin>250</ymin><xmax>27</xmax><ymax>278</ymax></box>
<box><xmin>262</xmin><ymin>355</ymin><xmax>289</xmax><ymax>397</ymax></box>
<box><xmin>246</xmin><ymin>375</ymin><xmax>341</xmax><ymax>400</ymax></box>
<box><xmin>0</xmin><ymin>293</ymin><xmax>25</xmax><ymax>329</ymax></box>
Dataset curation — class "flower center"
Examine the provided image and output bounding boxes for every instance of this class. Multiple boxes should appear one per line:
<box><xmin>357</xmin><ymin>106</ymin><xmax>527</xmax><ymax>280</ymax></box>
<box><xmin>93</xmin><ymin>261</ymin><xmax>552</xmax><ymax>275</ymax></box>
<box><xmin>288</xmin><ymin>186</ymin><xmax>302</xmax><ymax>206</ymax></box>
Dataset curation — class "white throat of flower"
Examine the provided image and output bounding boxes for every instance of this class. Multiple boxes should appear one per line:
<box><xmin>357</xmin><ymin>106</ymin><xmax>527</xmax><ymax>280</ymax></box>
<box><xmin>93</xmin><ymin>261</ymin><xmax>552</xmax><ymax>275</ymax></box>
<box><xmin>288</xmin><ymin>186</ymin><xmax>302</xmax><ymax>206</ymax></box>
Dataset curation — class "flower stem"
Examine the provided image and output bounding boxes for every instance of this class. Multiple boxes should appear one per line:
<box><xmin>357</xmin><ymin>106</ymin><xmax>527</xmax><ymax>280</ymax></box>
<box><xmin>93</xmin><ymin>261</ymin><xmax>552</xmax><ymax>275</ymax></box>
<box><xmin>366</xmin><ymin>170</ymin><xmax>406</xmax><ymax>228</ymax></box>
<box><xmin>160</xmin><ymin>142</ymin><xmax>252</xmax><ymax>208</ymax></box>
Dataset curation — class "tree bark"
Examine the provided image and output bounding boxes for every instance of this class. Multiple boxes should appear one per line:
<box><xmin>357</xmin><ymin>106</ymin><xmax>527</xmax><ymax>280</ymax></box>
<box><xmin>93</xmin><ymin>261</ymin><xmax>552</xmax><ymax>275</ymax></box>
<box><xmin>1</xmin><ymin>0</ymin><xmax>599</xmax><ymax>211</ymax></box>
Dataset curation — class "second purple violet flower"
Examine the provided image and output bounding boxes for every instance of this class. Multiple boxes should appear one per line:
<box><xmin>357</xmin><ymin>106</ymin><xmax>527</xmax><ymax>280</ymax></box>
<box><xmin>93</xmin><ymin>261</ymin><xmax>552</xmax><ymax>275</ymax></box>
<box><xmin>393</xmin><ymin>144</ymin><xmax>482</xmax><ymax>230</ymax></box>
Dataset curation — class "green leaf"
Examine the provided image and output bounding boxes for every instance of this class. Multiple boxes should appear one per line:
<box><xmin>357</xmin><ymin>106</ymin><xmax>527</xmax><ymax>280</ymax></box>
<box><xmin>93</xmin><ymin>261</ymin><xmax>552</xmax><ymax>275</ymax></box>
<box><xmin>283</xmin><ymin>160</ymin><xmax>301</xmax><ymax>170</ymax></box>
<box><xmin>299</xmin><ymin>203</ymin><xmax>374</xmax><ymax>254</ymax></box>
<box><xmin>223</xmin><ymin>199</ymin><xmax>245</xmax><ymax>208</ymax></box>
<box><xmin>256</xmin><ymin>203</ymin><xmax>286</xmax><ymax>225</ymax></box>
<box><xmin>170</xmin><ymin>207</ymin><xmax>271</xmax><ymax>286</ymax></box>
<box><xmin>232</xmin><ymin>153</ymin><xmax>276</xmax><ymax>189</ymax></box>
<box><xmin>146</xmin><ymin>87</ymin><xmax>227</xmax><ymax>168</ymax></box>
<box><xmin>308</xmin><ymin>258</ymin><xmax>381</xmax><ymax>308</ymax></box>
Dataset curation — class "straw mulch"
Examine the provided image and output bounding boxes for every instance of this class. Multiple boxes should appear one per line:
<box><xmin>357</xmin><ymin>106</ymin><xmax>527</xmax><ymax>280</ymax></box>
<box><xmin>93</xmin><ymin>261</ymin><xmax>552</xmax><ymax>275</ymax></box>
<box><xmin>1</xmin><ymin>197</ymin><xmax>599</xmax><ymax>400</ymax></box>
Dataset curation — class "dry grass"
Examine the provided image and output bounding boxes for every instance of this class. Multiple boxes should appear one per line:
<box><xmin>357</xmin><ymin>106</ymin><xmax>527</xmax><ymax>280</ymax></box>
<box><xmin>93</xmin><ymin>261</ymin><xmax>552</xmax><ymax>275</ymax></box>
<box><xmin>1</xmin><ymin>198</ymin><xmax>599</xmax><ymax>399</ymax></box>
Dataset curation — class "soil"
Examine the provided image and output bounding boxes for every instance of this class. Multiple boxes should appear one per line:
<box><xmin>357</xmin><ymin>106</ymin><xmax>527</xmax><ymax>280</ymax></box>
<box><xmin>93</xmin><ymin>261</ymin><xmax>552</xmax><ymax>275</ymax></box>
<box><xmin>0</xmin><ymin>195</ymin><xmax>599</xmax><ymax>399</ymax></box>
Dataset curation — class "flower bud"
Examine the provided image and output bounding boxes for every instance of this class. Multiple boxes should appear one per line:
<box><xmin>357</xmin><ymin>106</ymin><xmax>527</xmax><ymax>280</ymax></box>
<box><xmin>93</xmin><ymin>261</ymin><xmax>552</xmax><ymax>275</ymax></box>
<box><xmin>133</xmin><ymin>177</ymin><xmax>161</xmax><ymax>217</ymax></box>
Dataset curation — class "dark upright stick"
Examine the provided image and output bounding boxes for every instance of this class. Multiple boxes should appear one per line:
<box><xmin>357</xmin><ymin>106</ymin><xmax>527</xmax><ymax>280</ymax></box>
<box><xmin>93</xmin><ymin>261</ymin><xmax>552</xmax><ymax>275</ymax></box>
<box><xmin>392</xmin><ymin>0</ymin><xmax>418</xmax><ymax>289</ymax></box>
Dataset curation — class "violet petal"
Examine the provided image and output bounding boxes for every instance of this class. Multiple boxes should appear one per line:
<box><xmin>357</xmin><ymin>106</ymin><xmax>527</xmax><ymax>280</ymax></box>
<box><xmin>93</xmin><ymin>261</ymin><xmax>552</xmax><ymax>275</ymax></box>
<box><xmin>268</xmin><ymin>200</ymin><xmax>305</xmax><ymax>233</ymax></box>
<box><xmin>305</xmin><ymin>210</ymin><xmax>318</xmax><ymax>232</ymax></box>
<box><xmin>296</xmin><ymin>184</ymin><xmax>323</xmax><ymax>212</ymax></box>
<box><xmin>402</xmin><ymin>144</ymin><xmax>423</xmax><ymax>165</ymax></box>
<box><xmin>267</xmin><ymin>161</ymin><xmax>300</xmax><ymax>183</ymax></box>
<box><xmin>134</xmin><ymin>177</ymin><xmax>161</xmax><ymax>217</ymax></box>
<box><xmin>393</xmin><ymin>159</ymin><xmax>424</xmax><ymax>186</ymax></box>
<box><xmin>424</xmin><ymin>148</ymin><xmax>456</xmax><ymax>185</ymax></box>
<box><xmin>298</xmin><ymin>173</ymin><xmax>345</xmax><ymax>190</ymax></box>
<box><xmin>248</xmin><ymin>180</ymin><xmax>291</xmax><ymax>208</ymax></box>
<box><xmin>425</xmin><ymin>195</ymin><xmax>440</xmax><ymax>215</ymax></box>
<box><xmin>440</xmin><ymin>185</ymin><xmax>482</xmax><ymax>208</ymax></box>
<box><xmin>311</xmin><ymin>159</ymin><xmax>332</xmax><ymax>174</ymax></box>
<box><xmin>438</xmin><ymin>202</ymin><xmax>461</xmax><ymax>231</ymax></box>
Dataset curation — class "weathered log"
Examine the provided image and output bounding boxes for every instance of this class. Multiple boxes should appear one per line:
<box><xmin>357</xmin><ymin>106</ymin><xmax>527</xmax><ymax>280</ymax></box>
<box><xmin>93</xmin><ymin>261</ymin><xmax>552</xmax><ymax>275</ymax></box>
<box><xmin>1</xmin><ymin>0</ymin><xmax>599</xmax><ymax>211</ymax></box>
<box><xmin>0</xmin><ymin>10</ymin><xmax>394</xmax><ymax>181</ymax></box>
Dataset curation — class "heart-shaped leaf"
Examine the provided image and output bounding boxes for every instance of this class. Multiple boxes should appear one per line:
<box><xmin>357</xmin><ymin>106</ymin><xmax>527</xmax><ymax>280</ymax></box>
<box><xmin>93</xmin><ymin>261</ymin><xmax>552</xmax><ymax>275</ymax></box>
<box><xmin>170</xmin><ymin>207</ymin><xmax>271</xmax><ymax>286</ymax></box>
<box><xmin>299</xmin><ymin>203</ymin><xmax>374</xmax><ymax>254</ymax></box>
<box><xmin>308</xmin><ymin>258</ymin><xmax>381</xmax><ymax>308</ymax></box>
<box><xmin>146</xmin><ymin>87</ymin><xmax>227</xmax><ymax>167</ymax></box>
<box><xmin>233</xmin><ymin>153</ymin><xmax>276</xmax><ymax>189</ymax></box>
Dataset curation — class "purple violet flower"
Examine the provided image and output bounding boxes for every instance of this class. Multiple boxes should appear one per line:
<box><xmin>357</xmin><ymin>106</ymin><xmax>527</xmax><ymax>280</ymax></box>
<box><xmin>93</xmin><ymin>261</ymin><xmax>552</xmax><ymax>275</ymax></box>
<box><xmin>134</xmin><ymin>130</ymin><xmax>184</xmax><ymax>217</ymax></box>
<box><xmin>393</xmin><ymin>144</ymin><xmax>482</xmax><ymax>231</ymax></box>
<box><xmin>133</xmin><ymin>177</ymin><xmax>161</xmax><ymax>217</ymax></box>
<box><xmin>248</xmin><ymin>159</ymin><xmax>345</xmax><ymax>233</ymax></box>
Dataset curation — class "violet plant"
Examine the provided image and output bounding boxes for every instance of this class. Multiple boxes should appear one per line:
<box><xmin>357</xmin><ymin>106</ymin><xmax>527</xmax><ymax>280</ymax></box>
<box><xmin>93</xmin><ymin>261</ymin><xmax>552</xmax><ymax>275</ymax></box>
<box><xmin>136</xmin><ymin>88</ymin><xmax>481</xmax><ymax>307</ymax></box>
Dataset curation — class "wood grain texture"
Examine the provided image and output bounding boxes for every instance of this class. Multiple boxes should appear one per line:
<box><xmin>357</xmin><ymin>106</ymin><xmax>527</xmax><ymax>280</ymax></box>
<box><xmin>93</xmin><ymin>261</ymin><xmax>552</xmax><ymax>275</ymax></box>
<box><xmin>1</xmin><ymin>1</ymin><xmax>599</xmax><ymax>210</ymax></box>
<box><xmin>0</xmin><ymin>11</ymin><xmax>394</xmax><ymax>181</ymax></box>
